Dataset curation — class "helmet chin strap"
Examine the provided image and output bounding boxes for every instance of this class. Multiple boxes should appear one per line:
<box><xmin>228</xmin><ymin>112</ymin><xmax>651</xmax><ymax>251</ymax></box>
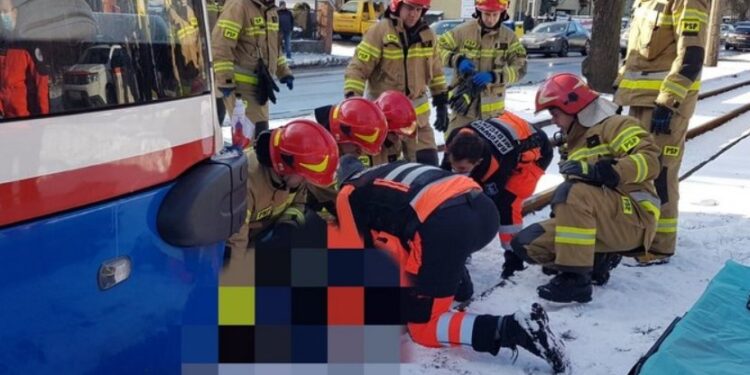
<box><xmin>475</xmin><ymin>10</ymin><xmax>509</xmax><ymax>30</ymax></box>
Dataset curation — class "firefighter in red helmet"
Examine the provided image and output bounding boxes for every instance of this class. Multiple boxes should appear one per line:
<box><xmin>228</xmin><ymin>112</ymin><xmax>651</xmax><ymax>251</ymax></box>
<box><xmin>344</xmin><ymin>0</ymin><xmax>448</xmax><ymax>166</ymax></box>
<box><xmin>369</xmin><ymin>90</ymin><xmax>418</xmax><ymax>166</ymax></box>
<box><xmin>437</xmin><ymin>0</ymin><xmax>527</xmax><ymax>136</ymax></box>
<box><xmin>221</xmin><ymin>120</ymin><xmax>339</xmax><ymax>285</ymax></box>
<box><xmin>508</xmin><ymin>73</ymin><xmax>661</xmax><ymax>303</ymax></box>
<box><xmin>308</xmin><ymin>97</ymin><xmax>390</xmax><ymax>215</ymax></box>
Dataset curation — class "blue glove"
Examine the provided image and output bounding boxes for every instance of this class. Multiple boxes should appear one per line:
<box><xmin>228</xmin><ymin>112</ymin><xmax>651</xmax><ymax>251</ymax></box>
<box><xmin>219</xmin><ymin>85</ymin><xmax>235</xmax><ymax>98</ymax></box>
<box><xmin>651</xmin><ymin>105</ymin><xmax>673</xmax><ymax>135</ymax></box>
<box><xmin>457</xmin><ymin>57</ymin><xmax>476</xmax><ymax>75</ymax></box>
<box><xmin>472</xmin><ymin>71</ymin><xmax>494</xmax><ymax>88</ymax></box>
<box><xmin>280</xmin><ymin>75</ymin><xmax>294</xmax><ymax>90</ymax></box>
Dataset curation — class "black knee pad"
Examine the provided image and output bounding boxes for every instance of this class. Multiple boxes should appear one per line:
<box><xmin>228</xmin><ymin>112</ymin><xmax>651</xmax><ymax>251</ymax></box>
<box><xmin>511</xmin><ymin>223</ymin><xmax>545</xmax><ymax>264</ymax></box>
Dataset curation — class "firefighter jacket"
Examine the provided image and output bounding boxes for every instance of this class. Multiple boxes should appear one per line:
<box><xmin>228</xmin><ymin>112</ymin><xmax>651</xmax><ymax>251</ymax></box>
<box><xmin>344</xmin><ymin>15</ymin><xmax>447</xmax><ymax>118</ymax></box>
<box><xmin>615</xmin><ymin>0</ymin><xmax>709</xmax><ymax>115</ymax></box>
<box><xmin>563</xmin><ymin>114</ymin><xmax>662</xmax><ymax>246</ymax></box>
<box><xmin>212</xmin><ymin>0</ymin><xmax>292</xmax><ymax>91</ymax></box>
<box><xmin>445</xmin><ymin>114</ymin><xmax>552</xmax><ymax>213</ymax></box>
<box><xmin>167</xmin><ymin>1</ymin><xmax>203</xmax><ymax>73</ymax></box>
<box><xmin>241</xmin><ymin>150</ymin><xmax>307</xmax><ymax>241</ymax></box>
<box><xmin>0</xmin><ymin>45</ymin><xmax>49</xmax><ymax>118</ymax></box>
<box><xmin>207</xmin><ymin>0</ymin><xmax>225</xmax><ymax>31</ymax></box>
<box><xmin>438</xmin><ymin>19</ymin><xmax>527</xmax><ymax>118</ymax></box>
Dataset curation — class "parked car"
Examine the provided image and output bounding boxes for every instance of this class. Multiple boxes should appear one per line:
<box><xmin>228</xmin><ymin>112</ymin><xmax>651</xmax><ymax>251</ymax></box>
<box><xmin>725</xmin><ymin>26</ymin><xmax>750</xmax><ymax>50</ymax></box>
<box><xmin>520</xmin><ymin>20</ymin><xmax>590</xmax><ymax>57</ymax></box>
<box><xmin>430</xmin><ymin>18</ymin><xmax>465</xmax><ymax>36</ymax></box>
<box><xmin>721</xmin><ymin>23</ymin><xmax>735</xmax><ymax>45</ymax></box>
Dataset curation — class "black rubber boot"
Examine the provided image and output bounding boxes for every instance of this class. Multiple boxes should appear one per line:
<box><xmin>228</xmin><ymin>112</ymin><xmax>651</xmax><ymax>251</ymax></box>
<box><xmin>537</xmin><ymin>272</ymin><xmax>592</xmax><ymax>303</ymax></box>
<box><xmin>541</xmin><ymin>266</ymin><xmax>560</xmax><ymax>276</ymax></box>
<box><xmin>591</xmin><ymin>253</ymin><xmax>622</xmax><ymax>286</ymax></box>
<box><xmin>454</xmin><ymin>265</ymin><xmax>474</xmax><ymax>303</ymax></box>
<box><xmin>497</xmin><ymin>303</ymin><xmax>569</xmax><ymax>373</ymax></box>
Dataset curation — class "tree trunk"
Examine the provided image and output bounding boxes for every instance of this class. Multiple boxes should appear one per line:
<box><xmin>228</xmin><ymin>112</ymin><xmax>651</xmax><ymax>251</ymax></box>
<box><xmin>582</xmin><ymin>0</ymin><xmax>625</xmax><ymax>93</ymax></box>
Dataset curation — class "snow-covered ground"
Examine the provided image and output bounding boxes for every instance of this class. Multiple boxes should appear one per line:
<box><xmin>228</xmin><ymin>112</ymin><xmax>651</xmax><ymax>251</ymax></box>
<box><xmin>220</xmin><ymin>51</ymin><xmax>750</xmax><ymax>374</ymax></box>
<box><xmin>398</xmin><ymin>106</ymin><xmax>750</xmax><ymax>375</ymax></box>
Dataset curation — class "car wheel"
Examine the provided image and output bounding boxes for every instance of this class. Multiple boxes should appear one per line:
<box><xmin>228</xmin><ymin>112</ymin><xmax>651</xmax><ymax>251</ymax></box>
<box><xmin>339</xmin><ymin>34</ymin><xmax>352</xmax><ymax>41</ymax></box>
<box><xmin>558</xmin><ymin>41</ymin><xmax>569</xmax><ymax>57</ymax></box>
<box><xmin>582</xmin><ymin>40</ymin><xmax>590</xmax><ymax>56</ymax></box>
<box><xmin>725</xmin><ymin>43</ymin><xmax>731</xmax><ymax>50</ymax></box>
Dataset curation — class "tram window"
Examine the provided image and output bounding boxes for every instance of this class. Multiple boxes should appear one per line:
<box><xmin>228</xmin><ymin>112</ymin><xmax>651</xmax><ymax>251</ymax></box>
<box><xmin>0</xmin><ymin>0</ymin><xmax>209</xmax><ymax>121</ymax></box>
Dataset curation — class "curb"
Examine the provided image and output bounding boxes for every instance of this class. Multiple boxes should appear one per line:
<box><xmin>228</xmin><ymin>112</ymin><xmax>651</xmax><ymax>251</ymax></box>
<box><xmin>289</xmin><ymin>55</ymin><xmax>352</xmax><ymax>70</ymax></box>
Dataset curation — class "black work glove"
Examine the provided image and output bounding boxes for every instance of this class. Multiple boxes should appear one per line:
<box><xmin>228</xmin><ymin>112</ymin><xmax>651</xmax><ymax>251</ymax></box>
<box><xmin>432</xmin><ymin>93</ymin><xmax>449</xmax><ymax>132</ymax></box>
<box><xmin>501</xmin><ymin>250</ymin><xmax>525</xmax><ymax>279</ymax></box>
<box><xmin>650</xmin><ymin>104</ymin><xmax>673</xmax><ymax>135</ymax></box>
<box><xmin>449</xmin><ymin>89</ymin><xmax>472</xmax><ymax>116</ymax></box>
<box><xmin>559</xmin><ymin>159</ymin><xmax>621</xmax><ymax>188</ymax></box>
<box><xmin>280</xmin><ymin>75</ymin><xmax>294</xmax><ymax>90</ymax></box>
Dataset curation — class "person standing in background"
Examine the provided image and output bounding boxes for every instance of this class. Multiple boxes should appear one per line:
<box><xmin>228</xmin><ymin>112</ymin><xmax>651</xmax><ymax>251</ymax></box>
<box><xmin>278</xmin><ymin>1</ymin><xmax>294</xmax><ymax>59</ymax></box>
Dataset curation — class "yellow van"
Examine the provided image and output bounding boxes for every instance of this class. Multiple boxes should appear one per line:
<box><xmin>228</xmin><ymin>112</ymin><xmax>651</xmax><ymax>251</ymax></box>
<box><xmin>333</xmin><ymin>0</ymin><xmax>385</xmax><ymax>40</ymax></box>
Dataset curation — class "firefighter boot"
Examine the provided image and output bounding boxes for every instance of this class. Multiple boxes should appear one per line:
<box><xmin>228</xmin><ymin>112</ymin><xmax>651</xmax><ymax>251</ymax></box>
<box><xmin>454</xmin><ymin>265</ymin><xmax>474</xmax><ymax>303</ymax></box>
<box><xmin>635</xmin><ymin>252</ymin><xmax>671</xmax><ymax>266</ymax></box>
<box><xmin>591</xmin><ymin>253</ymin><xmax>622</xmax><ymax>286</ymax></box>
<box><xmin>496</xmin><ymin>303</ymin><xmax>569</xmax><ymax>373</ymax></box>
<box><xmin>537</xmin><ymin>272</ymin><xmax>592</xmax><ymax>303</ymax></box>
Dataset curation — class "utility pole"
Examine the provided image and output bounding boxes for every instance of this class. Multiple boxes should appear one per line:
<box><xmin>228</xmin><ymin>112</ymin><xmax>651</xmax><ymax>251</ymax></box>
<box><xmin>704</xmin><ymin>0</ymin><xmax>722</xmax><ymax>67</ymax></box>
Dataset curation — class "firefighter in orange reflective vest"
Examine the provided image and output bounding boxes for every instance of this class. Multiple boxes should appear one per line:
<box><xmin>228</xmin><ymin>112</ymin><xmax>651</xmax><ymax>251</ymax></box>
<box><xmin>0</xmin><ymin>0</ymin><xmax>49</xmax><ymax>119</ymax></box>
<box><xmin>221</xmin><ymin>120</ymin><xmax>339</xmax><ymax>285</ymax></box>
<box><xmin>509</xmin><ymin>74</ymin><xmax>661</xmax><ymax>303</ymax></box>
<box><xmin>327</xmin><ymin>157</ymin><xmax>567</xmax><ymax>373</ymax></box>
<box><xmin>444</xmin><ymin>112</ymin><xmax>553</xmax><ymax>293</ymax></box>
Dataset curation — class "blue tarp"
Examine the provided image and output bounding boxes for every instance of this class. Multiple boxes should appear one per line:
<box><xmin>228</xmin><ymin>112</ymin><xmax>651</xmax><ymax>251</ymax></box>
<box><xmin>639</xmin><ymin>260</ymin><xmax>750</xmax><ymax>375</ymax></box>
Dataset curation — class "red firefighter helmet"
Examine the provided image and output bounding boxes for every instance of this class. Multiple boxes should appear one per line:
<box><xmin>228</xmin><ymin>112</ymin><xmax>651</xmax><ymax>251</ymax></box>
<box><xmin>269</xmin><ymin>120</ymin><xmax>340</xmax><ymax>186</ymax></box>
<box><xmin>375</xmin><ymin>90</ymin><xmax>418</xmax><ymax>137</ymax></box>
<box><xmin>476</xmin><ymin>0</ymin><xmax>508</xmax><ymax>12</ymax></box>
<box><xmin>535</xmin><ymin>73</ymin><xmax>599</xmax><ymax>115</ymax></box>
<box><xmin>390</xmin><ymin>0</ymin><xmax>431</xmax><ymax>12</ymax></box>
<box><xmin>329</xmin><ymin>97</ymin><xmax>388</xmax><ymax>155</ymax></box>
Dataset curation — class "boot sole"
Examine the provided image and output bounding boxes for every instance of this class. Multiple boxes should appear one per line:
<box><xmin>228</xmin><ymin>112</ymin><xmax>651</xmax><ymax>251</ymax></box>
<box><xmin>538</xmin><ymin>288</ymin><xmax>593</xmax><ymax>303</ymax></box>
<box><xmin>525</xmin><ymin>303</ymin><xmax>570</xmax><ymax>373</ymax></box>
